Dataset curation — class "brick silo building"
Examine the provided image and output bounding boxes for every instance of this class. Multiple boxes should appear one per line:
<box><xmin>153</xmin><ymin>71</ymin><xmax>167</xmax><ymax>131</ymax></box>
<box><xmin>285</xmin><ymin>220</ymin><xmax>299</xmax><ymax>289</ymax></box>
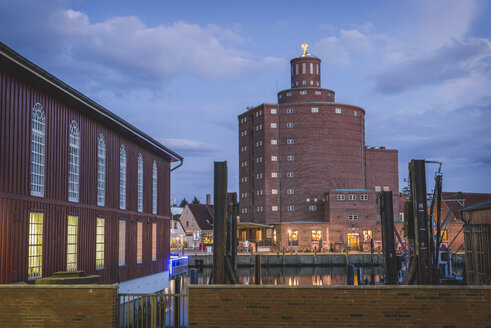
<box><xmin>238</xmin><ymin>45</ymin><xmax>399</xmax><ymax>251</ymax></box>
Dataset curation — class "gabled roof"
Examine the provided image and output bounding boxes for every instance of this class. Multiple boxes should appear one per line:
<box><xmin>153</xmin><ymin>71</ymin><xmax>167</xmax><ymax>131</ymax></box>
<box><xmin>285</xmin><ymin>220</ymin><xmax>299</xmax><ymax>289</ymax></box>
<box><xmin>187</xmin><ymin>204</ymin><xmax>214</xmax><ymax>230</ymax></box>
<box><xmin>442</xmin><ymin>192</ymin><xmax>491</xmax><ymax>219</ymax></box>
<box><xmin>461</xmin><ymin>199</ymin><xmax>491</xmax><ymax>212</ymax></box>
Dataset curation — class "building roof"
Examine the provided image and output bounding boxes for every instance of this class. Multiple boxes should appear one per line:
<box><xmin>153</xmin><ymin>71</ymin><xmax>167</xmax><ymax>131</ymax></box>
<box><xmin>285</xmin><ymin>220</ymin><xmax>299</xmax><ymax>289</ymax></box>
<box><xmin>187</xmin><ymin>204</ymin><xmax>214</xmax><ymax>230</ymax></box>
<box><xmin>461</xmin><ymin>199</ymin><xmax>491</xmax><ymax>212</ymax></box>
<box><xmin>442</xmin><ymin>192</ymin><xmax>491</xmax><ymax>219</ymax></box>
<box><xmin>0</xmin><ymin>41</ymin><xmax>183</xmax><ymax>163</ymax></box>
<box><xmin>329</xmin><ymin>189</ymin><xmax>375</xmax><ymax>193</ymax></box>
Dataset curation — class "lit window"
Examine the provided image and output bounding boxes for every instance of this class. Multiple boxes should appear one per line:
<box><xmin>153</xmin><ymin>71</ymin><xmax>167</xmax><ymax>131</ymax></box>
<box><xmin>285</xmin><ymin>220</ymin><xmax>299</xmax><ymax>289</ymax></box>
<box><xmin>441</xmin><ymin>229</ymin><xmax>448</xmax><ymax>241</ymax></box>
<box><xmin>67</xmin><ymin>215</ymin><xmax>78</xmax><ymax>271</ymax></box>
<box><xmin>271</xmin><ymin>108</ymin><xmax>277</xmax><ymax>114</ymax></box>
<box><xmin>287</xmin><ymin>122</ymin><xmax>294</xmax><ymax>128</ymax></box>
<box><xmin>302</xmin><ymin>63</ymin><xmax>306</xmax><ymax>74</ymax></box>
<box><xmin>271</xmin><ymin>139</ymin><xmax>277</xmax><ymax>145</ymax></box>
<box><xmin>152</xmin><ymin>161</ymin><xmax>158</xmax><ymax>214</ymax></box>
<box><xmin>310</xmin><ymin>63</ymin><xmax>313</xmax><ymax>74</ymax></box>
<box><xmin>271</xmin><ymin>123</ymin><xmax>277</xmax><ymax>128</ymax></box>
<box><xmin>137</xmin><ymin>221</ymin><xmax>143</xmax><ymax>263</ymax></box>
<box><xmin>287</xmin><ymin>172</ymin><xmax>294</xmax><ymax>178</ymax></box>
<box><xmin>119</xmin><ymin>220</ymin><xmax>126</xmax><ymax>266</ymax></box>
<box><xmin>287</xmin><ymin>189</ymin><xmax>294</xmax><ymax>194</ymax></box>
<box><xmin>287</xmin><ymin>205</ymin><xmax>295</xmax><ymax>211</ymax></box>
<box><xmin>361</xmin><ymin>194</ymin><xmax>368</xmax><ymax>200</ymax></box>
<box><xmin>97</xmin><ymin>134</ymin><xmax>106</xmax><ymax>206</ymax></box>
<box><xmin>31</xmin><ymin>103</ymin><xmax>45</xmax><ymax>197</ymax></box>
<box><xmin>68</xmin><ymin>121</ymin><xmax>80</xmax><ymax>202</ymax></box>
<box><xmin>287</xmin><ymin>155</ymin><xmax>294</xmax><ymax>161</ymax></box>
<box><xmin>272</xmin><ymin>206</ymin><xmax>278</xmax><ymax>212</ymax></box>
<box><xmin>28</xmin><ymin>212</ymin><xmax>43</xmax><ymax>279</ymax></box>
<box><xmin>96</xmin><ymin>218</ymin><xmax>105</xmax><ymax>269</ymax></box>
<box><xmin>335</xmin><ymin>108</ymin><xmax>342</xmax><ymax>114</ymax></box>
<box><xmin>287</xmin><ymin>108</ymin><xmax>294</xmax><ymax>114</ymax></box>
<box><xmin>120</xmin><ymin>145</ymin><xmax>127</xmax><ymax>210</ymax></box>
<box><xmin>137</xmin><ymin>154</ymin><xmax>143</xmax><ymax>212</ymax></box>
<box><xmin>349</xmin><ymin>194</ymin><xmax>356</xmax><ymax>200</ymax></box>
<box><xmin>288</xmin><ymin>230</ymin><xmax>298</xmax><ymax>245</ymax></box>
<box><xmin>311</xmin><ymin>107</ymin><xmax>319</xmax><ymax>113</ymax></box>
<box><xmin>272</xmin><ymin>189</ymin><xmax>278</xmax><ymax>194</ymax></box>
<box><xmin>152</xmin><ymin>223</ymin><xmax>157</xmax><ymax>261</ymax></box>
<box><xmin>271</xmin><ymin>172</ymin><xmax>278</xmax><ymax>178</ymax></box>
<box><xmin>312</xmin><ymin>230</ymin><xmax>321</xmax><ymax>241</ymax></box>
<box><xmin>271</xmin><ymin>156</ymin><xmax>278</xmax><ymax>161</ymax></box>
<box><xmin>337</xmin><ymin>195</ymin><xmax>345</xmax><ymax>200</ymax></box>
<box><xmin>348</xmin><ymin>214</ymin><xmax>359</xmax><ymax>221</ymax></box>
<box><xmin>306</xmin><ymin>198</ymin><xmax>310</xmax><ymax>202</ymax></box>
<box><xmin>287</xmin><ymin>138</ymin><xmax>294</xmax><ymax>144</ymax></box>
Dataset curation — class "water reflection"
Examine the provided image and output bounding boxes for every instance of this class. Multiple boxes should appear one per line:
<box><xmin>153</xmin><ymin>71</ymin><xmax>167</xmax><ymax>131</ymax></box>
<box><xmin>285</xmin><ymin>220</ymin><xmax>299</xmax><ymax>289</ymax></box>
<box><xmin>174</xmin><ymin>266</ymin><xmax>384</xmax><ymax>293</ymax></box>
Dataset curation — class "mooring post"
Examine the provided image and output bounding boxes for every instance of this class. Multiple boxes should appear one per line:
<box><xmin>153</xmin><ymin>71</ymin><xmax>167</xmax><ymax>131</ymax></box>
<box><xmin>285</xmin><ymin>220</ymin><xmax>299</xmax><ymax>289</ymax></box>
<box><xmin>213</xmin><ymin>161</ymin><xmax>227</xmax><ymax>284</ymax></box>
<box><xmin>381</xmin><ymin>191</ymin><xmax>398</xmax><ymax>285</ymax></box>
<box><xmin>254</xmin><ymin>254</ymin><xmax>261</xmax><ymax>285</ymax></box>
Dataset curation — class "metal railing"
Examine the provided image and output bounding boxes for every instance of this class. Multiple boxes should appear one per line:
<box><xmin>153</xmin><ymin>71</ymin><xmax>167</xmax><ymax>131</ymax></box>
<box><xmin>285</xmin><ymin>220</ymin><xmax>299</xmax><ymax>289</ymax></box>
<box><xmin>119</xmin><ymin>293</ymin><xmax>188</xmax><ymax>328</ymax></box>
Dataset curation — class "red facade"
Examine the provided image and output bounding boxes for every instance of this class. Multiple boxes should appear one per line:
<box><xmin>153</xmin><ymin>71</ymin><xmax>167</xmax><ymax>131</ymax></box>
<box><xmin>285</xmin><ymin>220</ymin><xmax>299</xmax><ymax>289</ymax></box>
<box><xmin>0</xmin><ymin>43</ymin><xmax>181</xmax><ymax>284</ymax></box>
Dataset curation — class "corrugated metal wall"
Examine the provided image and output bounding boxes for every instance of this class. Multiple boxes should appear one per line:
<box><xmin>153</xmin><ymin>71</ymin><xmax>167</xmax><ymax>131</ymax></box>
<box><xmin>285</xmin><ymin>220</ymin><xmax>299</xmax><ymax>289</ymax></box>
<box><xmin>0</xmin><ymin>68</ymin><xmax>171</xmax><ymax>284</ymax></box>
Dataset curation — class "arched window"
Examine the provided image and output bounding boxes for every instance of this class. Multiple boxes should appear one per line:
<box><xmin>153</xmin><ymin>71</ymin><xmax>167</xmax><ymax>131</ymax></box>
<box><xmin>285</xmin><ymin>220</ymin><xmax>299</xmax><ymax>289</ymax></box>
<box><xmin>120</xmin><ymin>145</ymin><xmax>127</xmax><ymax>210</ymax></box>
<box><xmin>310</xmin><ymin>63</ymin><xmax>313</xmax><ymax>74</ymax></box>
<box><xmin>31</xmin><ymin>103</ymin><xmax>45</xmax><ymax>197</ymax></box>
<box><xmin>137</xmin><ymin>153</ymin><xmax>143</xmax><ymax>212</ymax></box>
<box><xmin>97</xmin><ymin>134</ymin><xmax>106</xmax><ymax>206</ymax></box>
<box><xmin>152</xmin><ymin>160</ymin><xmax>157</xmax><ymax>214</ymax></box>
<box><xmin>68</xmin><ymin>121</ymin><xmax>80</xmax><ymax>202</ymax></box>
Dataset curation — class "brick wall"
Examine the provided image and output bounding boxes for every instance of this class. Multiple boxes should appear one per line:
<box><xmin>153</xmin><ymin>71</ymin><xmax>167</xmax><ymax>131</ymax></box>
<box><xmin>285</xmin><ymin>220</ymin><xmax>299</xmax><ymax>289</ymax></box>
<box><xmin>0</xmin><ymin>285</ymin><xmax>118</xmax><ymax>327</ymax></box>
<box><xmin>189</xmin><ymin>285</ymin><xmax>491</xmax><ymax>327</ymax></box>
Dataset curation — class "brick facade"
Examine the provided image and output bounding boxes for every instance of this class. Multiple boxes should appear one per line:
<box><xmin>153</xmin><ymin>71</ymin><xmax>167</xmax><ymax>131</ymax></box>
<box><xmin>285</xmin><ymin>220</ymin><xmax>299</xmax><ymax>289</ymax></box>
<box><xmin>238</xmin><ymin>49</ymin><xmax>398</xmax><ymax>251</ymax></box>
<box><xmin>189</xmin><ymin>285</ymin><xmax>491</xmax><ymax>327</ymax></box>
<box><xmin>0</xmin><ymin>285</ymin><xmax>118</xmax><ymax>327</ymax></box>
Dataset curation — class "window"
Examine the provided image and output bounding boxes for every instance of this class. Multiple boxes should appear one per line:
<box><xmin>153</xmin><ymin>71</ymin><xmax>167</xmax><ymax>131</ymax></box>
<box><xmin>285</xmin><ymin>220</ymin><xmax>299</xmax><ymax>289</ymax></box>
<box><xmin>271</xmin><ymin>156</ymin><xmax>278</xmax><ymax>161</ymax></box>
<box><xmin>300</xmin><ymin>90</ymin><xmax>307</xmax><ymax>95</ymax></box>
<box><xmin>240</xmin><ymin>130</ymin><xmax>247</xmax><ymax>137</ymax></box>
<box><xmin>241</xmin><ymin>208</ymin><xmax>248</xmax><ymax>214</ymax></box>
<box><xmin>67</xmin><ymin>215</ymin><xmax>78</xmax><ymax>272</ymax></box>
<box><xmin>310</xmin><ymin>81</ymin><xmax>314</xmax><ymax>85</ymax></box>
<box><xmin>257</xmin><ymin>189</ymin><xmax>263</xmax><ymax>196</ymax></box>
<box><xmin>152</xmin><ymin>161</ymin><xmax>157</xmax><ymax>214</ymax></box>
<box><xmin>96</xmin><ymin>218</ymin><xmax>105</xmax><ymax>269</ymax></box>
<box><xmin>241</xmin><ymin>192</ymin><xmax>248</xmax><ymax>198</ymax></box>
<box><xmin>287</xmin><ymin>138</ymin><xmax>294</xmax><ymax>144</ymax></box>
<box><xmin>271</xmin><ymin>123</ymin><xmax>277</xmax><ymax>128</ymax></box>
<box><xmin>287</xmin><ymin>155</ymin><xmax>294</xmax><ymax>161</ymax></box>
<box><xmin>302</xmin><ymin>63</ymin><xmax>306</xmax><ymax>74</ymax></box>
<box><xmin>348</xmin><ymin>214</ymin><xmax>359</xmax><ymax>221</ymax></box>
<box><xmin>256</xmin><ymin>124</ymin><xmax>263</xmax><ymax>131</ymax></box>
<box><xmin>120</xmin><ymin>145</ymin><xmax>127</xmax><ymax>210</ymax></box>
<box><xmin>68</xmin><ymin>121</ymin><xmax>80</xmax><ymax>202</ymax></box>
<box><xmin>256</xmin><ymin>173</ymin><xmax>263</xmax><ymax>179</ymax></box>
<box><xmin>314</xmin><ymin>198</ymin><xmax>318</xmax><ymax>202</ymax></box>
<box><xmin>287</xmin><ymin>92</ymin><xmax>292</xmax><ymax>96</ymax></box>
<box><xmin>137</xmin><ymin>154</ymin><xmax>143</xmax><ymax>212</ymax></box>
<box><xmin>383</xmin><ymin>186</ymin><xmax>390</xmax><ymax>191</ymax></box>
<box><xmin>363</xmin><ymin>230</ymin><xmax>373</xmax><ymax>241</ymax></box>
<box><xmin>256</xmin><ymin>140</ymin><xmax>263</xmax><ymax>147</ymax></box>
<box><xmin>119</xmin><ymin>220</ymin><xmax>126</xmax><ymax>266</ymax></box>
<box><xmin>360</xmin><ymin>194</ymin><xmax>368</xmax><ymax>200</ymax></box>
<box><xmin>271</xmin><ymin>139</ymin><xmax>277</xmax><ymax>145</ymax></box>
<box><xmin>287</xmin><ymin>205</ymin><xmax>295</xmax><ymax>211</ymax></box>
<box><xmin>315</xmin><ymin>91</ymin><xmax>322</xmax><ymax>95</ymax></box>
<box><xmin>286</xmin><ymin>122</ymin><xmax>294</xmax><ymax>128</ymax></box>
<box><xmin>137</xmin><ymin>221</ymin><xmax>143</xmax><ymax>263</ymax></box>
<box><xmin>337</xmin><ymin>195</ymin><xmax>345</xmax><ymax>200</ymax></box>
<box><xmin>312</xmin><ymin>230</ymin><xmax>321</xmax><ymax>241</ymax></box>
<box><xmin>271</xmin><ymin>172</ymin><xmax>278</xmax><ymax>178</ymax></box>
<box><xmin>287</xmin><ymin>172</ymin><xmax>294</xmax><ymax>178</ymax></box>
<box><xmin>306</xmin><ymin>198</ymin><xmax>310</xmax><ymax>202</ymax></box>
<box><xmin>256</xmin><ymin>156</ymin><xmax>263</xmax><ymax>163</ymax></box>
<box><xmin>311</xmin><ymin>107</ymin><xmax>319</xmax><ymax>113</ymax></box>
<box><xmin>399</xmin><ymin>212</ymin><xmax>404</xmax><ymax>221</ymax></box>
<box><xmin>335</xmin><ymin>108</ymin><xmax>342</xmax><ymax>114</ymax></box>
<box><xmin>309</xmin><ymin>205</ymin><xmax>317</xmax><ymax>211</ymax></box>
<box><xmin>354</xmin><ymin>111</ymin><xmax>358</xmax><ymax>117</ymax></box>
<box><xmin>97</xmin><ymin>134</ymin><xmax>106</xmax><ymax>206</ymax></box>
<box><xmin>270</xmin><ymin>108</ymin><xmax>277</xmax><ymax>114</ymax></box>
<box><xmin>241</xmin><ymin>177</ymin><xmax>248</xmax><ymax>183</ymax></box>
<box><xmin>272</xmin><ymin>189</ymin><xmax>278</xmax><ymax>194</ymax></box>
<box><xmin>241</xmin><ymin>146</ymin><xmax>247</xmax><ymax>152</ymax></box>
<box><xmin>286</xmin><ymin>108</ymin><xmax>294</xmax><ymax>114</ymax></box>
<box><xmin>316</xmin><ymin>64</ymin><xmax>319</xmax><ymax>75</ymax></box>
<box><xmin>186</xmin><ymin>220</ymin><xmax>189</xmax><ymax>227</ymax></box>
<box><xmin>295</xmin><ymin>81</ymin><xmax>299</xmax><ymax>86</ymax></box>
<box><xmin>310</xmin><ymin>63</ymin><xmax>313</xmax><ymax>74</ymax></box>
<box><xmin>295</xmin><ymin>64</ymin><xmax>299</xmax><ymax>74</ymax></box>
<box><xmin>272</xmin><ymin>206</ymin><xmax>278</xmax><ymax>212</ymax></box>
<box><xmin>31</xmin><ymin>103</ymin><xmax>45</xmax><ymax>197</ymax></box>
<box><xmin>287</xmin><ymin>189</ymin><xmax>294</xmax><ymax>194</ymax></box>
<box><xmin>28</xmin><ymin>212</ymin><xmax>43</xmax><ymax>279</ymax></box>
<box><xmin>152</xmin><ymin>223</ymin><xmax>157</xmax><ymax>261</ymax></box>
<box><xmin>441</xmin><ymin>229</ymin><xmax>448</xmax><ymax>241</ymax></box>
<box><xmin>349</xmin><ymin>194</ymin><xmax>356</xmax><ymax>200</ymax></box>
<box><xmin>303</xmin><ymin>81</ymin><xmax>306</xmax><ymax>85</ymax></box>
<box><xmin>288</xmin><ymin>230</ymin><xmax>298</xmax><ymax>246</ymax></box>
<box><xmin>375</xmin><ymin>186</ymin><xmax>381</xmax><ymax>192</ymax></box>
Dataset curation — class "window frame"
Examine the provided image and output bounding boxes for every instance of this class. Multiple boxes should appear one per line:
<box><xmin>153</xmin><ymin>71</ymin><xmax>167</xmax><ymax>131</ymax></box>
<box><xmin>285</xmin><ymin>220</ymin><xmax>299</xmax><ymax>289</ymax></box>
<box><xmin>120</xmin><ymin>145</ymin><xmax>127</xmax><ymax>210</ymax></box>
<box><xmin>97</xmin><ymin>134</ymin><xmax>106</xmax><ymax>207</ymax></box>
<box><xmin>137</xmin><ymin>154</ymin><xmax>143</xmax><ymax>212</ymax></box>
<box><xmin>30</xmin><ymin>103</ymin><xmax>46</xmax><ymax>197</ymax></box>
<box><xmin>96</xmin><ymin>217</ymin><xmax>105</xmax><ymax>269</ymax></box>
<box><xmin>68</xmin><ymin>121</ymin><xmax>80</xmax><ymax>203</ymax></box>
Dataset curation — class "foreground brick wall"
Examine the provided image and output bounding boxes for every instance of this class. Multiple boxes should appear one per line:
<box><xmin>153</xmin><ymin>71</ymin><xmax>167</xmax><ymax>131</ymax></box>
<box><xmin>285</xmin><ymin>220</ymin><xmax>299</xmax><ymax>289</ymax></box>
<box><xmin>189</xmin><ymin>285</ymin><xmax>491</xmax><ymax>327</ymax></box>
<box><xmin>0</xmin><ymin>285</ymin><xmax>118</xmax><ymax>327</ymax></box>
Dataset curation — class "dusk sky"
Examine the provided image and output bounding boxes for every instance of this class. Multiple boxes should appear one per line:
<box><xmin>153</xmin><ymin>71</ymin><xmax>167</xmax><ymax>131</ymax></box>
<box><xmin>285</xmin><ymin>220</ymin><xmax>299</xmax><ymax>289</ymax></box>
<box><xmin>1</xmin><ymin>0</ymin><xmax>490</xmax><ymax>203</ymax></box>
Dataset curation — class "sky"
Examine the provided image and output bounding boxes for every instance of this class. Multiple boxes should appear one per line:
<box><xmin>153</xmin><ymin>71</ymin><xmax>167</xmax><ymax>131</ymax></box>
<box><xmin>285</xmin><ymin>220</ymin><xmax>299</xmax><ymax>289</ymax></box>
<box><xmin>1</xmin><ymin>0</ymin><xmax>490</xmax><ymax>203</ymax></box>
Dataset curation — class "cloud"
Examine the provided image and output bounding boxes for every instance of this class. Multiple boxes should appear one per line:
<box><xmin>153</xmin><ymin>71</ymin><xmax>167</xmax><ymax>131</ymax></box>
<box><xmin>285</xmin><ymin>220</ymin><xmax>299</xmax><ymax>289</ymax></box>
<box><xmin>159</xmin><ymin>138</ymin><xmax>221</xmax><ymax>155</ymax></box>
<box><xmin>373</xmin><ymin>38</ymin><xmax>491</xmax><ymax>94</ymax></box>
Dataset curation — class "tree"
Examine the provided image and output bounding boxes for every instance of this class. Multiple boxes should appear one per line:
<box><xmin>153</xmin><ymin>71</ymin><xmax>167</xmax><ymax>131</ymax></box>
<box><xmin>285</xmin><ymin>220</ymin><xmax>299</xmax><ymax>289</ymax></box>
<box><xmin>191</xmin><ymin>196</ymin><xmax>200</xmax><ymax>204</ymax></box>
<box><xmin>179</xmin><ymin>198</ymin><xmax>189</xmax><ymax>208</ymax></box>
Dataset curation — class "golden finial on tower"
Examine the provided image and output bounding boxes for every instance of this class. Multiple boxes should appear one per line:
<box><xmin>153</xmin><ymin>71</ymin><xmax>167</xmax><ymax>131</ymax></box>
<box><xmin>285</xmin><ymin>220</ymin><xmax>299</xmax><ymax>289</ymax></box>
<box><xmin>301</xmin><ymin>42</ymin><xmax>309</xmax><ymax>56</ymax></box>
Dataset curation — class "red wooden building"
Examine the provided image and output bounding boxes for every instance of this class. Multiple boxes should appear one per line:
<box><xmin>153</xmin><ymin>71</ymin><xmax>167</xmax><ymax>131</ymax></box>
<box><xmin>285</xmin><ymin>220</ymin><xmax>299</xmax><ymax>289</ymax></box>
<box><xmin>0</xmin><ymin>42</ymin><xmax>183</xmax><ymax>289</ymax></box>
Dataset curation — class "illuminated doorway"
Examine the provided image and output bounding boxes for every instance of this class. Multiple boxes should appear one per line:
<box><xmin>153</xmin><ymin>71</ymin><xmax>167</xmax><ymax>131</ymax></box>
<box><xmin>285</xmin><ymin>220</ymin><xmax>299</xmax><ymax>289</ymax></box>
<box><xmin>347</xmin><ymin>233</ymin><xmax>360</xmax><ymax>250</ymax></box>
